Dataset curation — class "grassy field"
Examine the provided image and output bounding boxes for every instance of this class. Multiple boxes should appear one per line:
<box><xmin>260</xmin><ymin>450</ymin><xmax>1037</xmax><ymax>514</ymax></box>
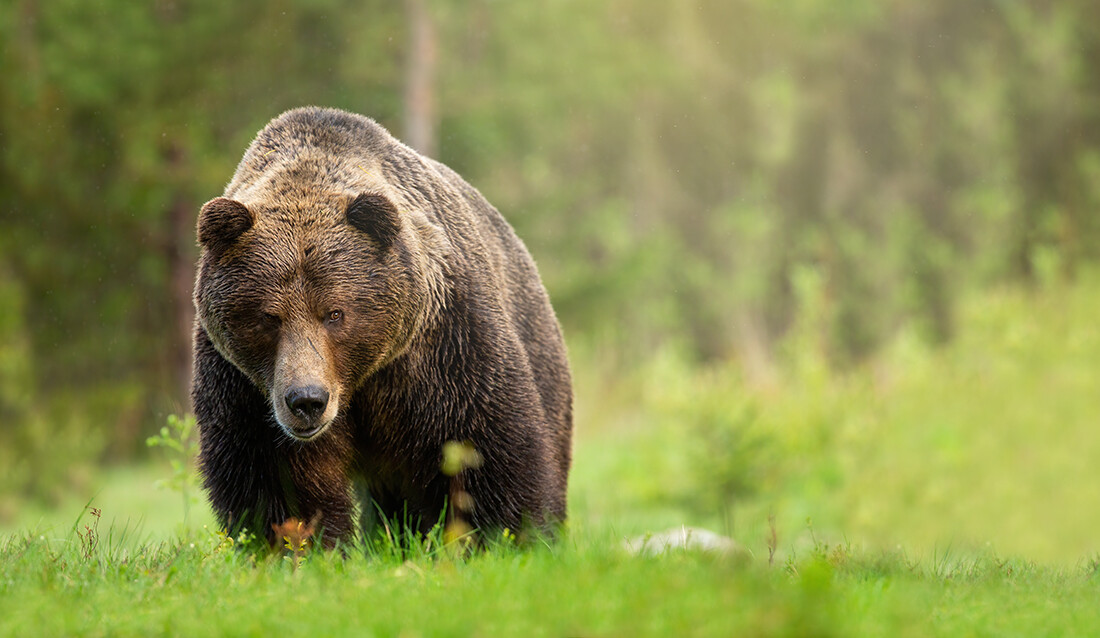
<box><xmin>5</xmin><ymin>276</ymin><xmax>1100</xmax><ymax>635</ymax></box>
<box><xmin>4</xmin><ymin>513</ymin><xmax>1100</xmax><ymax>637</ymax></box>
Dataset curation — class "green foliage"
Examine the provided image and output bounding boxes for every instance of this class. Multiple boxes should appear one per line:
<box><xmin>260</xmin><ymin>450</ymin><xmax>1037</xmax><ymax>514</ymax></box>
<box><xmin>145</xmin><ymin>414</ymin><xmax>200</xmax><ymax>524</ymax></box>
<box><xmin>0</xmin><ymin>266</ymin><xmax>104</xmax><ymax>516</ymax></box>
<box><xmin>4</xmin><ymin>1</ymin><xmax>1100</xmax><ymax>466</ymax></box>
<box><xmin>565</xmin><ymin>272</ymin><xmax>1100</xmax><ymax>564</ymax></box>
<box><xmin>630</xmin><ymin>352</ymin><xmax>775</xmax><ymax>527</ymax></box>
<box><xmin>3</xmin><ymin>0</ymin><xmax>1100</xmax><ymax>572</ymax></box>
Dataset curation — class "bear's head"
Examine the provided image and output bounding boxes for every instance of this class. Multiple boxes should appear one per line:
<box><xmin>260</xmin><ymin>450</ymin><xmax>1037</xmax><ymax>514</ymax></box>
<box><xmin>194</xmin><ymin>190</ymin><xmax>434</xmax><ymax>441</ymax></box>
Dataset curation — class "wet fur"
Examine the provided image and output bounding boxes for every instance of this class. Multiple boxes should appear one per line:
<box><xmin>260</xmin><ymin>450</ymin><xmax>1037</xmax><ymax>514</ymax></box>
<box><xmin>192</xmin><ymin>107</ymin><xmax>573</xmax><ymax>544</ymax></box>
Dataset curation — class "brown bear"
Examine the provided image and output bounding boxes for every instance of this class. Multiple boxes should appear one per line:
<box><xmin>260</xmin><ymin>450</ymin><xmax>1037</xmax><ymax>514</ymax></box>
<box><xmin>191</xmin><ymin>107</ymin><xmax>572</xmax><ymax>546</ymax></box>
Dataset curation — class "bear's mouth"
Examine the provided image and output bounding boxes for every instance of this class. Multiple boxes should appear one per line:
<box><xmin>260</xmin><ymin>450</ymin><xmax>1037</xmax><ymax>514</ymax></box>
<box><xmin>276</xmin><ymin>413</ymin><xmax>335</xmax><ymax>442</ymax></box>
<box><xmin>286</xmin><ymin>422</ymin><xmax>327</xmax><ymax>441</ymax></box>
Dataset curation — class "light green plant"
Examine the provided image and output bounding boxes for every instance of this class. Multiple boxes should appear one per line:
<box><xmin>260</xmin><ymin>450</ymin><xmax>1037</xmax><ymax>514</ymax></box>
<box><xmin>146</xmin><ymin>414</ymin><xmax>200</xmax><ymax>524</ymax></box>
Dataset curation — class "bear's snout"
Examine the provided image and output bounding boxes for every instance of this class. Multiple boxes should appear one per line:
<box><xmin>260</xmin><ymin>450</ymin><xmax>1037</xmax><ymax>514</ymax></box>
<box><xmin>270</xmin><ymin>326</ymin><xmax>341</xmax><ymax>441</ymax></box>
<box><xmin>285</xmin><ymin>385</ymin><xmax>330</xmax><ymax>423</ymax></box>
<box><xmin>275</xmin><ymin>381</ymin><xmax>337</xmax><ymax>440</ymax></box>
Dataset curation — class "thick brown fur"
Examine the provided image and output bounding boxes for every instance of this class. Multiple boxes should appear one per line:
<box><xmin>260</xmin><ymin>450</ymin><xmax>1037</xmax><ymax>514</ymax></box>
<box><xmin>192</xmin><ymin>107</ymin><xmax>572</xmax><ymax>545</ymax></box>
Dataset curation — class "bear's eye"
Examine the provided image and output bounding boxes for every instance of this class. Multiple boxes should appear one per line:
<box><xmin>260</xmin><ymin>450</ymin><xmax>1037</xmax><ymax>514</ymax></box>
<box><xmin>326</xmin><ymin>309</ymin><xmax>343</xmax><ymax>324</ymax></box>
<box><xmin>260</xmin><ymin>312</ymin><xmax>281</xmax><ymax>329</ymax></box>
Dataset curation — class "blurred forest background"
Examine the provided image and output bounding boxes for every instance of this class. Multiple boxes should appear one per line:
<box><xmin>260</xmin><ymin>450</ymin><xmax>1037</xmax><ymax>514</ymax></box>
<box><xmin>3</xmin><ymin>0</ymin><xmax>1100</xmax><ymax>560</ymax></box>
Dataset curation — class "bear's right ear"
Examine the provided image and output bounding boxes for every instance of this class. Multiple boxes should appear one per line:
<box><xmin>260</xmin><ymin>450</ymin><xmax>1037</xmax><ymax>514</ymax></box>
<box><xmin>197</xmin><ymin>197</ymin><xmax>254</xmax><ymax>256</ymax></box>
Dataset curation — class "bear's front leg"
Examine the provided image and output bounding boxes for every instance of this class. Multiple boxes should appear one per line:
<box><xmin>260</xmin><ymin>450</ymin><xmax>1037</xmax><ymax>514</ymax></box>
<box><xmin>192</xmin><ymin>328</ymin><xmax>355</xmax><ymax>547</ymax></box>
<box><xmin>279</xmin><ymin>435</ymin><xmax>358</xmax><ymax>546</ymax></box>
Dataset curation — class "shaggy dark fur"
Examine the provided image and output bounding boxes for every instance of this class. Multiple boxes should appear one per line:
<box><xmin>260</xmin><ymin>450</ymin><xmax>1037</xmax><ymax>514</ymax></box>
<box><xmin>192</xmin><ymin>107</ymin><xmax>572</xmax><ymax>545</ymax></box>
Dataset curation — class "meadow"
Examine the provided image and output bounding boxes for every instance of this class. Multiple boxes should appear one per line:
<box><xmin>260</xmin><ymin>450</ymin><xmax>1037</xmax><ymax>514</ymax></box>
<box><xmin>4</xmin><ymin>274</ymin><xmax>1100</xmax><ymax>636</ymax></box>
<box><xmin>3</xmin><ymin>2</ymin><xmax>1098</xmax><ymax>634</ymax></box>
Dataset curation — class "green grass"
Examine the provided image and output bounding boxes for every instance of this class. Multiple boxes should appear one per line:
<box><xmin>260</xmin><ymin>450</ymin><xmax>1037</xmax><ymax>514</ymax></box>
<box><xmin>4</xmin><ymin>518</ymin><xmax>1100</xmax><ymax>637</ymax></box>
<box><xmin>6</xmin><ymin>275</ymin><xmax>1100</xmax><ymax>635</ymax></box>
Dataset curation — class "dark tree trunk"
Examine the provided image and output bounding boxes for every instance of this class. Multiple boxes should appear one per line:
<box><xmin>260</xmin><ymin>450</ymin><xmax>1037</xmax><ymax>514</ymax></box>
<box><xmin>166</xmin><ymin>144</ymin><xmax>196</xmax><ymax>409</ymax></box>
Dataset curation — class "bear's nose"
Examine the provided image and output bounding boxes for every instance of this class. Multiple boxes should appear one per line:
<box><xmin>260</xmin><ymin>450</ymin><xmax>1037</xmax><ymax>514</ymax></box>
<box><xmin>285</xmin><ymin>385</ymin><xmax>330</xmax><ymax>422</ymax></box>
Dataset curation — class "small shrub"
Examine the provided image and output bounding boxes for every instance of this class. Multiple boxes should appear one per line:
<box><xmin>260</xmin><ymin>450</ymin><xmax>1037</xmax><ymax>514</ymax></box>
<box><xmin>146</xmin><ymin>414</ymin><xmax>200</xmax><ymax>523</ymax></box>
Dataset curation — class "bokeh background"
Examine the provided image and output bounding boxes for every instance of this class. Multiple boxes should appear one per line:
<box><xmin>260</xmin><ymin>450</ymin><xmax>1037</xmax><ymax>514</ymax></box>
<box><xmin>3</xmin><ymin>0</ymin><xmax>1100</xmax><ymax>563</ymax></box>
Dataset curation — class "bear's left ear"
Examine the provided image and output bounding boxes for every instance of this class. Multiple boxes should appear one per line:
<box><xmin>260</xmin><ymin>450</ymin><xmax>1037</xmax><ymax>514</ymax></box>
<box><xmin>346</xmin><ymin>193</ymin><xmax>401</xmax><ymax>249</ymax></box>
